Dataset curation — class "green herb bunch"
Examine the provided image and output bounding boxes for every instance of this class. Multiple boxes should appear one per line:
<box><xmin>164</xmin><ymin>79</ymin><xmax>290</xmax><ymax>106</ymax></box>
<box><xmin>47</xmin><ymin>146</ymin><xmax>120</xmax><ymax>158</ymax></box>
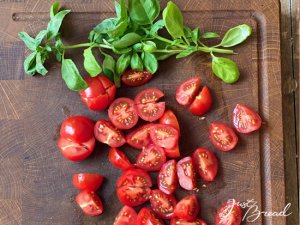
<box><xmin>19</xmin><ymin>0</ymin><xmax>252</xmax><ymax>91</ymax></box>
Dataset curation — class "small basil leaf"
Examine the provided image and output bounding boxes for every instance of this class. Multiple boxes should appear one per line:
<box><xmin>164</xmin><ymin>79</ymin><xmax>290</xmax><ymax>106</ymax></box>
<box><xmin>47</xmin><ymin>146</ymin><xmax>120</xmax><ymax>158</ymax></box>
<box><xmin>24</xmin><ymin>52</ymin><xmax>37</xmax><ymax>76</ymax></box>
<box><xmin>129</xmin><ymin>0</ymin><xmax>160</xmax><ymax>25</ymax></box>
<box><xmin>83</xmin><ymin>47</ymin><xmax>102</xmax><ymax>77</ymax></box>
<box><xmin>35</xmin><ymin>52</ymin><xmax>48</xmax><ymax>76</ymax></box>
<box><xmin>53</xmin><ymin>36</ymin><xmax>63</xmax><ymax>62</ymax></box>
<box><xmin>115</xmin><ymin>0</ymin><xmax>127</xmax><ymax>20</ymax></box>
<box><xmin>202</xmin><ymin>32</ymin><xmax>220</xmax><ymax>39</ymax></box>
<box><xmin>149</xmin><ymin>19</ymin><xmax>164</xmax><ymax>35</ymax></box>
<box><xmin>143</xmin><ymin>52</ymin><xmax>158</xmax><ymax>74</ymax></box>
<box><xmin>183</xmin><ymin>26</ymin><xmax>192</xmax><ymax>38</ymax></box>
<box><xmin>131</xmin><ymin>52</ymin><xmax>143</xmax><ymax>71</ymax></box>
<box><xmin>94</xmin><ymin>18</ymin><xmax>117</xmax><ymax>34</ymax></box>
<box><xmin>220</xmin><ymin>24</ymin><xmax>252</xmax><ymax>47</ymax></box>
<box><xmin>116</xmin><ymin>53</ymin><xmax>131</xmax><ymax>76</ymax></box>
<box><xmin>61</xmin><ymin>58</ymin><xmax>88</xmax><ymax>91</ymax></box>
<box><xmin>191</xmin><ymin>28</ymin><xmax>200</xmax><ymax>44</ymax></box>
<box><xmin>112</xmin><ymin>47</ymin><xmax>132</xmax><ymax>54</ymax></box>
<box><xmin>113</xmin><ymin>32</ymin><xmax>142</xmax><ymax>49</ymax></box>
<box><xmin>47</xmin><ymin>9</ymin><xmax>71</xmax><ymax>40</ymax></box>
<box><xmin>211</xmin><ymin>55</ymin><xmax>240</xmax><ymax>83</ymax></box>
<box><xmin>35</xmin><ymin>30</ymin><xmax>47</xmax><ymax>45</ymax></box>
<box><xmin>18</xmin><ymin>32</ymin><xmax>36</xmax><ymax>51</ymax></box>
<box><xmin>102</xmin><ymin>53</ymin><xmax>116</xmax><ymax>81</ymax></box>
<box><xmin>143</xmin><ymin>41</ymin><xmax>156</xmax><ymax>53</ymax></box>
<box><xmin>50</xmin><ymin>1</ymin><xmax>60</xmax><ymax>19</ymax></box>
<box><xmin>176</xmin><ymin>46</ymin><xmax>197</xmax><ymax>59</ymax></box>
<box><xmin>108</xmin><ymin>20</ymin><xmax>128</xmax><ymax>38</ymax></box>
<box><xmin>133</xmin><ymin>43</ymin><xmax>143</xmax><ymax>51</ymax></box>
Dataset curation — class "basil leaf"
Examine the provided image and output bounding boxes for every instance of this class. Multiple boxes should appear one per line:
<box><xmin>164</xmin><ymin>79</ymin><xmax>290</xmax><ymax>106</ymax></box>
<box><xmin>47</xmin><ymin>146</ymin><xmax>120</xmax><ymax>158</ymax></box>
<box><xmin>53</xmin><ymin>36</ymin><xmax>63</xmax><ymax>62</ymax></box>
<box><xmin>47</xmin><ymin>9</ymin><xmax>71</xmax><ymax>40</ymax></box>
<box><xmin>94</xmin><ymin>18</ymin><xmax>127</xmax><ymax>38</ymax></box>
<box><xmin>35</xmin><ymin>52</ymin><xmax>48</xmax><ymax>76</ymax></box>
<box><xmin>102</xmin><ymin>53</ymin><xmax>116</xmax><ymax>81</ymax></box>
<box><xmin>35</xmin><ymin>30</ymin><xmax>47</xmax><ymax>45</ymax></box>
<box><xmin>149</xmin><ymin>19</ymin><xmax>164</xmax><ymax>35</ymax></box>
<box><xmin>143</xmin><ymin>41</ymin><xmax>156</xmax><ymax>53</ymax></box>
<box><xmin>163</xmin><ymin>1</ymin><xmax>184</xmax><ymax>39</ymax></box>
<box><xmin>83</xmin><ymin>47</ymin><xmax>102</xmax><ymax>77</ymax></box>
<box><xmin>143</xmin><ymin>52</ymin><xmax>158</xmax><ymax>74</ymax></box>
<box><xmin>112</xmin><ymin>47</ymin><xmax>132</xmax><ymax>54</ymax></box>
<box><xmin>133</xmin><ymin>43</ymin><xmax>143</xmax><ymax>51</ymax></box>
<box><xmin>18</xmin><ymin>32</ymin><xmax>36</xmax><ymax>51</ymax></box>
<box><xmin>155</xmin><ymin>52</ymin><xmax>176</xmax><ymax>60</ymax></box>
<box><xmin>113</xmin><ymin>33</ymin><xmax>142</xmax><ymax>49</ymax></box>
<box><xmin>129</xmin><ymin>0</ymin><xmax>160</xmax><ymax>25</ymax></box>
<box><xmin>220</xmin><ymin>24</ymin><xmax>252</xmax><ymax>47</ymax></box>
<box><xmin>176</xmin><ymin>46</ymin><xmax>198</xmax><ymax>59</ymax></box>
<box><xmin>61</xmin><ymin>58</ymin><xmax>88</xmax><ymax>91</ymax></box>
<box><xmin>116</xmin><ymin>53</ymin><xmax>131</xmax><ymax>76</ymax></box>
<box><xmin>211</xmin><ymin>55</ymin><xmax>240</xmax><ymax>83</ymax></box>
<box><xmin>202</xmin><ymin>32</ymin><xmax>219</xmax><ymax>39</ymax></box>
<box><xmin>191</xmin><ymin>28</ymin><xmax>200</xmax><ymax>44</ymax></box>
<box><xmin>50</xmin><ymin>2</ymin><xmax>60</xmax><ymax>19</ymax></box>
<box><xmin>24</xmin><ymin>52</ymin><xmax>37</xmax><ymax>76</ymax></box>
<box><xmin>183</xmin><ymin>26</ymin><xmax>192</xmax><ymax>38</ymax></box>
<box><xmin>115</xmin><ymin>0</ymin><xmax>127</xmax><ymax>20</ymax></box>
<box><xmin>131</xmin><ymin>52</ymin><xmax>143</xmax><ymax>71</ymax></box>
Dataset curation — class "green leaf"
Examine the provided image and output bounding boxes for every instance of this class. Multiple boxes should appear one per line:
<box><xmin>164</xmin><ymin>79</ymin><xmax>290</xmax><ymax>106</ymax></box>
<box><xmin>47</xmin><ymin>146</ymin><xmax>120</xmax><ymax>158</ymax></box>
<box><xmin>116</xmin><ymin>53</ymin><xmax>131</xmax><ymax>76</ymax></box>
<box><xmin>47</xmin><ymin>9</ymin><xmax>71</xmax><ymax>39</ymax></box>
<box><xmin>24</xmin><ymin>52</ymin><xmax>37</xmax><ymax>76</ymax></box>
<box><xmin>18</xmin><ymin>32</ymin><xmax>36</xmax><ymax>51</ymax></box>
<box><xmin>102</xmin><ymin>53</ymin><xmax>116</xmax><ymax>81</ymax></box>
<box><xmin>35</xmin><ymin>30</ymin><xmax>48</xmax><ymax>45</ymax></box>
<box><xmin>112</xmin><ymin>47</ymin><xmax>132</xmax><ymax>55</ymax></box>
<box><xmin>83</xmin><ymin>47</ymin><xmax>102</xmax><ymax>77</ymax></box>
<box><xmin>143</xmin><ymin>52</ymin><xmax>158</xmax><ymax>74</ymax></box>
<box><xmin>162</xmin><ymin>1</ymin><xmax>184</xmax><ymax>39</ymax></box>
<box><xmin>50</xmin><ymin>1</ymin><xmax>60</xmax><ymax>19</ymax></box>
<box><xmin>211</xmin><ymin>55</ymin><xmax>240</xmax><ymax>83</ymax></box>
<box><xmin>113</xmin><ymin>33</ymin><xmax>142</xmax><ymax>49</ymax></box>
<box><xmin>53</xmin><ymin>36</ymin><xmax>63</xmax><ymax>62</ymax></box>
<box><xmin>149</xmin><ymin>19</ymin><xmax>164</xmax><ymax>35</ymax></box>
<box><xmin>93</xmin><ymin>18</ymin><xmax>127</xmax><ymax>38</ymax></box>
<box><xmin>176</xmin><ymin>46</ymin><xmax>198</xmax><ymax>59</ymax></box>
<box><xmin>131</xmin><ymin>52</ymin><xmax>143</xmax><ymax>71</ymax></box>
<box><xmin>133</xmin><ymin>43</ymin><xmax>143</xmax><ymax>51</ymax></box>
<box><xmin>61</xmin><ymin>58</ymin><xmax>88</xmax><ymax>91</ymax></box>
<box><xmin>202</xmin><ymin>32</ymin><xmax>219</xmax><ymax>39</ymax></box>
<box><xmin>155</xmin><ymin>52</ymin><xmax>176</xmax><ymax>60</ymax></box>
<box><xmin>35</xmin><ymin>52</ymin><xmax>48</xmax><ymax>76</ymax></box>
<box><xmin>143</xmin><ymin>41</ymin><xmax>156</xmax><ymax>53</ymax></box>
<box><xmin>115</xmin><ymin>0</ymin><xmax>127</xmax><ymax>20</ymax></box>
<box><xmin>183</xmin><ymin>26</ymin><xmax>192</xmax><ymax>38</ymax></box>
<box><xmin>129</xmin><ymin>0</ymin><xmax>160</xmax><ymax>25</ymax></box>
<box><xmin>220</xmin><ymin>24</ymin><xmax>252</xmax><ymax>47</ymax></box>
<box><xmin>191</xmin><ymin>28</ymin><xmax>200</xmax><ymax>44</ymax></box>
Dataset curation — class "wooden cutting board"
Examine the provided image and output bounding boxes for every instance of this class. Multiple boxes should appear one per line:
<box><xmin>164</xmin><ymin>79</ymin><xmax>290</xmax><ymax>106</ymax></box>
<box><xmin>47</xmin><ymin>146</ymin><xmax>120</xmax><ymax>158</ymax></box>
<box><xmin>0</xmin><ymin>0</ymin><xmax>286</xmax><ymax>224</ymax></box>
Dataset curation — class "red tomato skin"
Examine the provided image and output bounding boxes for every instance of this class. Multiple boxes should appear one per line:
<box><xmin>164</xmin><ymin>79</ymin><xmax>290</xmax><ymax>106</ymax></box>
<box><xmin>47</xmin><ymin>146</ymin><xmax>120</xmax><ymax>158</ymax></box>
<box><xmin>117</xmin><ymin>186</ymin><xmax>151</xmax><ymax>207</ymax></box>
<box><xmin>150</xmin><ymin>124</ymin><xmax>179</xmax><ymax>150</ymax></box>
<box><xmin>193</xmin><ymin>148</ymin><xmax>219</xmax><ymax>182</ymax></box>
<box><xmin>135</xmin><ymin>102</ymin><xmax>166</xmax><ymax>122</ymax></box>
<box><xmin>215</xmin><ymin>200</ymin><xmax>242</xmax><ymax>225</ymax></box>
<box><xmin>109</xmin><ymin>147</ymin><xmax>134</xmax><ymax>171</ymax></box>
<box><xmin>126</xmin><ymin>123</ymin><xmax>154</xmax><ymax>150</ymax></box>
<box><xmin>135</xmin><ymin>88</ymin><xmax>164</xmax><ymax>104</ymax></box>
<box><xmin>176</xmin><ymin>77</ymin><xmax>201</xmax><ymax>106</ymax></box>
<box><xmin>170</xmin><ymin>218</ymin><xmax>208</xmax><ymax>225</ymax></box>
<box><xmin>232</xmin><ymin>103</ymin><xmax>262</xmax><ymax>133</ymax></box>
<box><xmin>122</xmin><ymin>70</ymin><xmax>153</xmax><ymax>87</ymax></box>
<box><xmin>174</xmin><ymin>195</ymin><xmax>200</xmax><ymax>221</ymax></box>
<box><xmin>159</xmin><ymin>110</ymin><xmax>180</xmax><ymax>132</ymax></box>
<box><xmin>73</xmin><ymin>173</ymin><xmax>104</xmax><ymax>191</ymax></box>
<box><xmin>113</xmin><ymin>206</ymin><xmax>137</xmax><ymax>225</ymax></box>
<box><xmin>75</xmin><ymin>190</ymin><xmax>103</xmax><ymax>216</ymax></box>
<box><xmin>189</xmin><ymin>86</ymin><xmax>212</xmax><ymax>116</ymax></box>
<box><xmin>158</xmin><ymin>160</ymin><xmax>178</xmax><ymax>195</ymax></box>
<box><xmin>164</xmin><ymin>143</ymin><xmax>181</xmax><ymax>158</ymax></box>
<box><xmin>137</xmin><ymin>208</ymin><xmax>165</xmax><ymax>225</ymax></box>
<box><xmin>177</xmin><ymin>157</ymin><xmax>197</xmax><ymax>191</ymax></box>
<box><xmin>117</xmin><ymin>169</ymin><xmax>152</xmax><ymax>188</ymax></box>
<box><xmin>150</xmin><ymin>189</ymin><xmax>177</xmax><ymax>219</ymax></box>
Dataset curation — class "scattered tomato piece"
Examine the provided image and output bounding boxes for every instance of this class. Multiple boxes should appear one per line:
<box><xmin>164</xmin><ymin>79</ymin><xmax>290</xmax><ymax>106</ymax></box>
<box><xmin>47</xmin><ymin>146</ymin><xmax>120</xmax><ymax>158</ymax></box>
<box><xmin>137</xmin><ymin>208</ymin><xmax>165</xmax><ymax>225</ymax></box>
<box><xmin>122</xmin><ymin>70</ymin><xmax>153</xmax><ymax>87</ymax></box>
<box><xmin>176</xmin><ymin>77</ymin><xmax>201</xmax><ymax>106</ymax></box>
<box><xmin>215</xmin><ymin>199</ymin><xmax>242</xmax><ymax>225</ymax></box>
<box><xmin>76</xmin><ymin>190</ymin><xmax>103</xmax><ymax>216</ymax></box>
<box><xmin>174</xmin><ymin>195</ymin><xmax>200</xmax><ymax>221</ymax></box>
<box><xmin>189</xmin><ymin>86</ymin><xmax>212</xmax><ymax>116</ymax></box>
<box><xmin>73</xmin><ymin>173</ymin><xmax>104</xmax><ymax>191</ymax></box>
<box><xmin>109</xmin><ymin>147</ymin><xmax>134</xmax><ymax>171</ymax></box>
<box><xmin>158</xmin><ymin>160</ymin><xmax>178</xmax><ymax>195</ymax></box>
<box><xmin>113</xmin><ymin>206</ymin><xmax>137</xmax><ymax>225</ymax></box>
<box><xmin>150</xmin><ymin>189</ymin><xmax>177</xmax><ymax>219</ymax></box>
<box><xmin>177</xmin><ymin>157</ymin><xmax>197</xmax><ymax>191</ymax></box>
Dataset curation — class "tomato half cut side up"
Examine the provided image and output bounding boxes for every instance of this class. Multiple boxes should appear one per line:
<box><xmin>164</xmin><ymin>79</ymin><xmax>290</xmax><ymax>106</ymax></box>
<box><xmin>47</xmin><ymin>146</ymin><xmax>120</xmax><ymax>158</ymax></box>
<box><xmin>215</xmin><ymin>199</ymin><xmax>242</xmax><ymax>225</ymax></box>
<box><xmin>189</xmin><ymin>86</ymin><xmax>212</xmax><ymax>116</ymax></box>
<box><xmin>232</xmin><ymin>103</ymin><xmax>262</xmax><ymax>133</ymax></box>
<box><xmin>137</xmin><ymin>208</ymin><xmax>165</xmax><ymax>225</ymax></box>
<box><xmin>117</xmin><ymin>169</ymin><xmax>152</xmax><ymax>188</ymax></box>
<box><xmin>108</xmin><ymin>97</ymin><xmax>139</xmax><ymax>130</ymax></box>
<box><xmin>176</xmin><ymin>77</ymin><xmax>201</xmax><ymax>106</ymax></box>
<box><xmin>177</xmin><ymin>157</ymin><xmax>197</xmax><ymax>191</ymax></box>
<box><xmin>117</xmin><ymin>185</ymin><xmax>151</xmax><ymax>207</ymax></box>
<box><xmin>113</xmin><ymin>206</ymin><xmax>137</xmax><ymax>225</ymax></box>
<box><xmin>174</xmin><ymin>195</ymin><xmax>200</xmax><ymax>221</ymax></box>
<box><xmin>73</xmin><ymin>173</ymin><xmax>104</xmax><ymax>191</ymax></box>
<box><xmin>158</xmin><ymin>160</ymin><xmax>178</xmax><ymax>195</ymax></box>
<box><xmin>170</xmin><ymin>218</ymin><xmax>208</xmax><ymax>225</ymax></box>
<box><xmin>75</xmin><ymin>190</ymin><xmax>103</xmax><ymax>216</ymax></box>
<box><xmin>126</xmin><ymin>123</ymin><xmax>154</xmax><ymax>150</ymax></box>
<box><xmin>122</xmin><ymin>70</ymin><xmax>153</xmax><ymax>87</ymax></box>
<box><xmin>109</xmin><ymin>147</ymin><xmax>134</xmax><ymax>171</ymax></box>
<box><xmin>150</xmin><ymin>124</ymin><xmax>179</xmax><ymax>149</ymax></box>
<box><xmin>209</xmin><ymin>122</ymin><xmax>238</xmax><ymax>151</ymax></box>
<box><xmin>150</xmin><ymin>189</ymin><xmax>177</xmax><ymax>219</ymax></box>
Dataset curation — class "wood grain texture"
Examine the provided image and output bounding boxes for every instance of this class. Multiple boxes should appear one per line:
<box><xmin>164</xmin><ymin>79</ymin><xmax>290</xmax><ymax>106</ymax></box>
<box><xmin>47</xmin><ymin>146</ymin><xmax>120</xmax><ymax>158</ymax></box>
<box><xmin>0</xmin><ymin>0</ymin><xmax>291</xmax><ymax>224</ymax></box>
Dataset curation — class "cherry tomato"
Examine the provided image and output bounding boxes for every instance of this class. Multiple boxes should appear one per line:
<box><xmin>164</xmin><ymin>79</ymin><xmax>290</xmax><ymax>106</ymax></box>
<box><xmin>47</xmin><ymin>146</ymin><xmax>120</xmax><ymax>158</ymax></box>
<box><xmin>75</xmin><ymin>190</ymin><xmax>103</xmax><ymax>216</ymax></box>
<box><xmin>177</xmin><ymin>157</ymin><xmax>197</xmax><ymax>191</ymax></box>
<box><xmin>79</xmin><ymin>75</ymin><xmax>116</xmax><ymax>111</ymax></box>
<box><xmin>117</xmin><ymin>186</ymin><xmax>151</xmax><ymax>207</ymax></box>
<box><xmin>108</xmin><ymin>97</ymin><xmax>139</xmax><ymax>130</ymax></box>
<box><xmin>150</xmin><ymin>124</ymin><xmax>179</xmax><ymax>149</ymax></box>
<box><xmin>113</xmin><ymin>206</ymin><xmax>137</xmax><ymax>225</ymax></box>
<box><xmin>164</xmin><ymin>144</ymin><xmax>181</xmax><ymax>158</ymax></box>
<box><xmin>126</xmin><ymin>123</ymin><xmax>154</xmax><ymax>150</ymax></box>
<box><xmin>189</xmin><ymin>86</ymin><xmax>212</xmax><ymax>116</ymax></box>
<box><xmin>174</xmin><ymin>195</ymin><xmax>200</xmax><ymax>221</ymax></box>
<box><xmin>134</xmin><ymin>88</ymin><xmax>166</xmax><ymax>122</ymax></box>
<box><xmin>209</xmin><ymin>122</ymin><xmax>238</xmax><ymax>151</ymax></box>
<box><xmin>73</xmin><ymin>173</ymin><xmax>104</xmax><ymax>191</ymax></box>
<box><xmin>150</xmin><ymin>189</ymin><xmax>177</xmax><ymax>219</ymax></box>
<box><xmin>137</xmin><ymin>208</ymin><xmax>165</xmax><ymax>225</ymax></box>
<box><xmin>176</xmin><ymin>77</ymin><xmax>201</xmax><ymax>106</ymax></box>
<box><xmin>94</xmin><ymin>119</ymin><xmax>126</xmax><ymax>147</ymax></box>
<box><xmin>135</xmin><ymin>144</ymin><xmax>166</xmax><ymax>172</ymax></box>
<box><xmin>215</xmin><ymin>200</ymin><xmax>242</xmax><ymax>225</ymax></box>
<box><xmin>109</xmin><ymin>147</ymin><xmax>134</xmax><ymax>171</ymax></box>
<box><xmin>170</xmin><ymin>218</ymin><xmax>207</xmax><ymax>225</ymax></box>
<box><xmin>158</xmin><ymin>160</ymin><xmax>178</xmax><ymax>195</ymax></box>
<box><xmin>232</xmin><ymin>103</ymin><xmax>262</xmax><ymax>133</ymax></box>
<box><xmin>117</xmin><ymin>169</ymin><xmax>152</xmax><ymax>188</ymax></box>
<box><xmin>159</xmin><ymin>110</ymin><xmax>180</xmax><ymax>132</ymax></box>
<box><xmin>122</xmin><ymin>70</ymin><xmax>153</xmax><ymax>87</ymax></box>
<box><xmin>193</xmin><ymin>148</ymin><xmax>218</xmax><ymax>182</ymax></box>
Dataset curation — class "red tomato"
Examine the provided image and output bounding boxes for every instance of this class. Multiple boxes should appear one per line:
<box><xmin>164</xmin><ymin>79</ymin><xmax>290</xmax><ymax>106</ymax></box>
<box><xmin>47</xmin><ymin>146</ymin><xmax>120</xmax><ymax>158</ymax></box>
<box><xmin>158</xmin><ymin>160</ymin><xmax>178</xmax><ymax>195</ymax></box>
<box><xmin>94</xmin><ymin>119</ymin><xmax>126</xmax><ymax>147</ymax></box>
<box><xmin>174</xmin><ymin>195</ymin><xmax>200</xmax><ymax>221</ymax></box>
<box><xmin>215</xmin><ymin>200</ymin><xmax>242</xmax><ymax>225</ymax></box>
<box><xmin>73</xmin><ymin>173</ymin><xmax>104</xmax><ymax>191</ymax></box>
<box><xmin>164</xmin><ymin>144</ymin><xmax>181</xmax><ymax>158</ymax></box>
<box><xmin>117</xmin><ymin>186</ymin><xmax>151</xmax><ymax>207</ymax></box>
<box><xmin>126</xmin><ymin>123</ymin><xmax>154</xmax><ymax>149</ymax></box>
<box><xmin>209</xmin><ymin>122</ymin><xmax>238</xmax><ymax>151</ymax></box>
<box><xmin>150</xmin><ymin>189</ymin><xmax>177</xmax><ymax>219</ymax></box>
<box><xmin>109</xmin><ymin>147</ymin><xmax>134</xmax><ymax>171</ymax></box>
<box><xmin>232</xmin><ymin>103</ymin><xmax>262</xmax><ymax>133</ymax></box>
<box><xmin>108</xmin><ymin>97</ymin><xmax>139</xmax><ymax>130</ymax></box>
<box><xmin>137</xmin><ymin>208</ymin><xmax>165</xmax><ymax>225</ymax></box>
<box><xmin>170</xmin><ymin>218</ymin><xmax>207</xmax><ymax>225</ymax></box>
<box><xmin>79</xmin><ymin>75</ymin><xmax>116</xmax><ymax>111</ymax></box>
<box><xmin>117</xmin><ymin>169</ymin><xmax>152</xmax><ymax>188</ymax></box>
<box><xmin>159</xmin><ymin>110</ymin><xmax>180</xmax><ymax>131</ymax></box>
<box><xmin>177</xmin><ymin>157</ymin><xmax>197</xmax><ymax>191</ymax></box>
<box><xmin>193</xmin><ymin>148</ymin><xmax>218</xmax><ymax>182</ymax></box>
<box><xmin>135</xmin><ymin>144</ymin><xmax>166</xmax><ymax>172</ymax></box>
<box><xmin>176</xmin><ymin>77</ymin><xmax>201</xmax><ymax>106</ymax></box>
<box><xmin>122</xmin><ymin>70</ymin><xmax>153</xmax><ymax>87</ymax></box>
<box><xmin>134</xmin><ymin>88</ymin><xmax>166</xmax><ymax>122</ymax></box>
<box><xmin>75</xmin><ymin>190</ymin><xmax>103</xmax><ymax>216</ymax></box>
<box><xmin>189</xmin><ymin>86</ymin><xmax>212</xmax><ymax>116</ymax></box>
<box><xmin>150</xmin><ymin>124</ymin><xmax>179</xmax><ymax>149</ymax></box>
<box><xmin>113</xmin><ymin>206</ymin><xmax>137</xmax><ymax>225</ymax></box>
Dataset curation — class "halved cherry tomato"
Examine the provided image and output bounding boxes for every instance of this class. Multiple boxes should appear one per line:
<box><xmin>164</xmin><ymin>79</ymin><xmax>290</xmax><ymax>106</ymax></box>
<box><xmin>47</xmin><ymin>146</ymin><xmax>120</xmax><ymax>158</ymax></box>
<box><xmin>170</xmin><ymin>218</ymin><xmax>207</xmax><ymax>225</ymax></box>
<box><xmin>193</xmin><ymin>148</ymin><xmax>218</xmax><ymax>182</ymax></box>
<box><xmin>209</xmin><ymin>122</ymin><xmax>238</xmax><ymax>151</ymax></box>
<box><xmin>215</xmin><ymin>199</ymin><xmax>242</xmax><ymax>225</ymax></box>
<box><xmin>94</xmin><ymin>119</ymin><xmax>125</xmax><ymax>147</ymax></box>
<box><xmin>174</xmin><ymin>195</ymin><xmax>200</xmax><ymax>221</ymax></box>
<box><xmin>122</xmin><ymin>70</ymin><xmax>153</xmax><ymax>87</ymax></box>
<box><xmin>117</xmin><ymin>169</ymin><xmax>152</xmax><ymax>188</ymax></box>
<box><xmin>113</xmin><ymin>206</ymin><xmax>137</xmax><ymax>225</ymax></box>
<box><xmin>176</xmin><ymin>77</ymin><xmax>201</xmax><ymax>106</ymax></box>
<box><xmin>177</xmin><ymin>157</ymin><xmax>197</xmax><ymax>191</ymax></box>
<box><xmin>164</xmin><ymin>144</ymin><xmax>181</xmax><ymax>158</ymax></box>
<box><xmin>126</xmin><ymin>123</ymin><xmax>154</xmax><ymax>150</ymax></box>
<box><xmin>117</xmin><ymin>186</ymin><xmax>151</xmax><ymax>207</ymax></box>
<box><xmin>137</xmin><ymin>208</ymin><xmax>165</xmax><ymax>225</ymax></box>
<box><xmin>150</xmin><ymin>189</ymin><xmax>177</xmax><ymax>219</ymax></box>
<box><xmin>108</xmin><ymin>97</ymin><xmax>139</xmax><ymax>130</ymax></box>
<box><xmin>134</xmin><ymin>88</ymin><xmax>166</xmax><ymax>122</ymax></box>
<box><xmin>158</xmin><ymin>160</ymin><xmax>178</xmax><ymax>195</ymax></box>
<box><xmin>150</xmin><ymin>124</ymin><xmax>179</xmax><ymax>149</ymax></box>
<box><xmin>109</xmin><ymin>147</ymin><xmax>134</xmax><ymax>171</ymax></box>
<box><xmin>75</xmin><ymin>190</ymin><xmax>103</xmax><ymax>216</ymax></box>
<box><xmin>135</xmin><ymin>144</ymin><xmax>166</xmax><ymax>172</ymax></box>
<box><xmin>79</xmin><ymin>75</ymin><xmax>116</xmax><ymax>111</ymax></box>
<box><xmin>159</xmin><ymin>110</ymin><xmax>180</xmax><ymax>132</ymax></box>
<box><xmin>189</xmin><ymin>86</ymin><xmax>212</xmax><ymax>116</ymax></box>
<box><xmin>73</xmin><ymin>173</ymin><xmax>104</xmax><ymax>191</ymax></box>
<box><xmin>233</xmin><ymin>103</ymin><xmax>262</xmax><ymax>133</ymax></box>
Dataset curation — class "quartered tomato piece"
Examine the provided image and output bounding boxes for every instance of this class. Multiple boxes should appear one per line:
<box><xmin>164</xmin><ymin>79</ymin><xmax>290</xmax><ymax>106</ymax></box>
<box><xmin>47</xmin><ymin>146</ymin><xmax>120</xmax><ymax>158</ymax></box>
<box><xmin>117</xmin><ymin>185</ymin><xmax>151</xmax><ymax>207</ymax></box>
<box><xmin>109</xmin><ymin>147</ymin><xmax>134</xmax><ymax>171</ymax></box>
<box><xmin>209</xmin><ymin>122</ymin><xmax>238</xmax><ymax>151</ymax></box>
<box><xmin>189</xmin><ymin>86</ymin><xmax>212</xmax><ymax>116</ymax></box>
<box><xmin>117</xmin><ymin>169</ymin><xmax>152</xmax><ymax>188</ymax></box>
<box><xmin>150</xmin><ymin>124</ymin><xmax>179</xmax><ymax>149</ymax></box>
<box><xmin>150</xmin><ymin>189</ymin><xmax>177</xmax><ymax>219</ymax></box>
<box><xmin>73</xmin><ymin>173</ymin><xmax>104</xmax><ymax>191</ymax></box>
<box><xmin>137</xmin><ymin>208</ymin><xmax>165</xmax><ymax>225</ymax></box>
<box><xmin>134</xmin><ymin>88</ymin><xmax>166</xmax><ymax>122</ymax></box>
<box><xmin>232</xmin><ymin>103</ymin><xmax>262</xmax><ymax>133</ymax></box>
<box><xmin>122</xmin><ymin>70</ymin><xmax>153</xmax><ymax>87</ymax></box>
<box><xmin>164</xmin><ymin>144</ymin><xmax>181</xmax><ymax>158</ymax></box>
<box><xmin>159</xmin><ymin>110</ymin><xmax>180</xmax><ymax>132</ymax></box>
<box><xmin>76</xmin><ymin>190</ymin><xmax>103</xmax><ymax>216</ymax></box>
<box><xmin>170</xmin><ymin>218</ymin><xmax>207</xmax><ymax>225</ymax></box>
<box><xmin>126</xmin><ymin>123</ymin><xmax>154</xmax><ymax>150</ymax></box>
<box><xmin>177</xmin><ymin>157</ymin><xmax>197</xmax><ymax>191</ymax></box>
<box><xmin>94</xmin><ymin>119</ymin><xmax>126</xmax><ymax>147</ymax></box>
<box><xmin>113</xmin><ymin>206</ymin><xmax>137</xmax><ymax>225</ymax></box>
<box><xmin>215</xmin><ymin>199</ymin><xmax>242</xmax><ymax>225</ymax></box>
<box><xmin>193</xmin><ymin>148</ymin><xmax>218</xmax><ymax>182</ymax></box>
<box><xmin>174</xmin><ymin>195</ymin><xmax>200</xmax><ymax>221</ymax></box>
<box><xmin>176</xmin><ymin>77</ymin><xmax>201</xmax><ymax>106</ymax></box>
<box><xmin>158</xmin><ymin>160</ymin><xmax>178</xmax><ymax>195</ymax></box>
